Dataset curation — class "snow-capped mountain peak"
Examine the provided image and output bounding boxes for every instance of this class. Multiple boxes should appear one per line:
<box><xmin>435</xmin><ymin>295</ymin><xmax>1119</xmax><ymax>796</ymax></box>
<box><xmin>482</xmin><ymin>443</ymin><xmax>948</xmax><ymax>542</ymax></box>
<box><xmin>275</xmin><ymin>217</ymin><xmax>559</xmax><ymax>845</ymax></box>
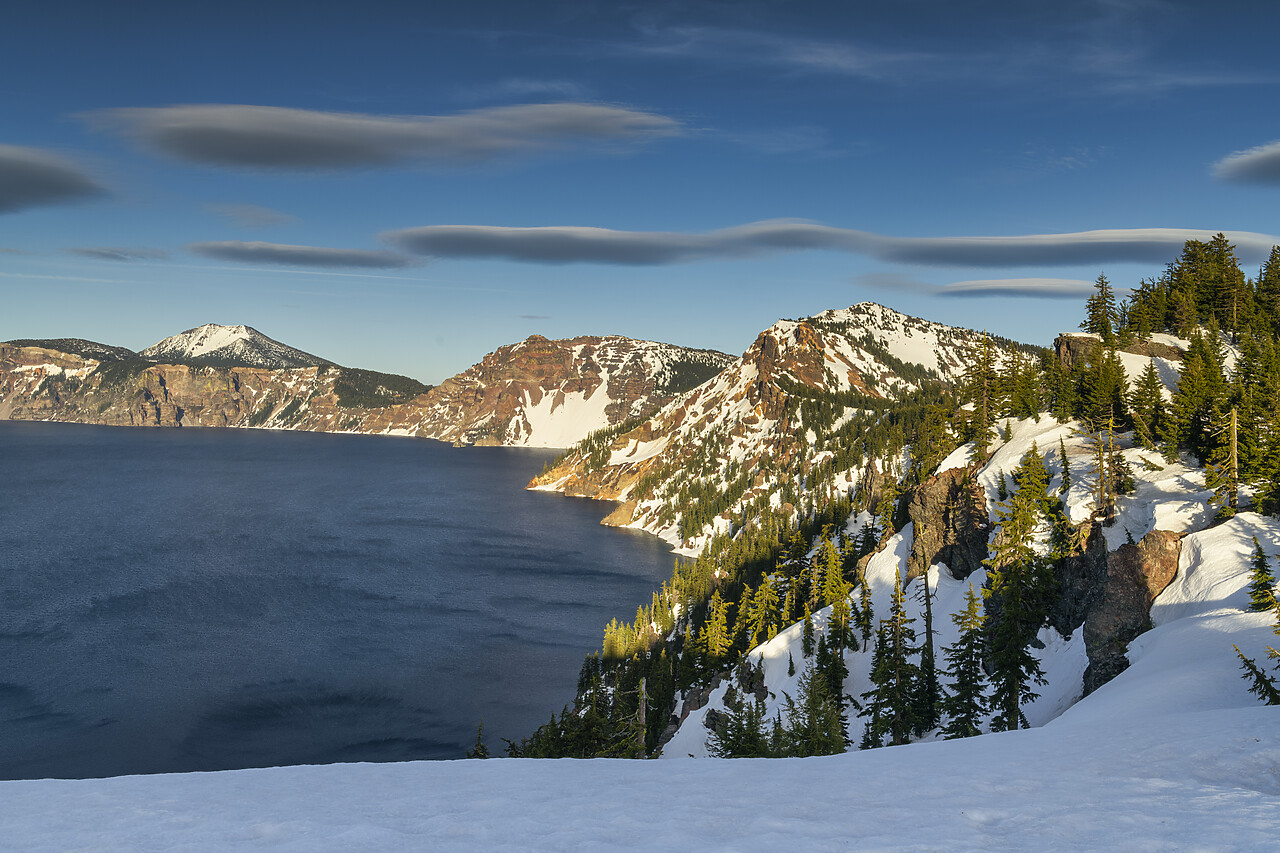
<box><xmin>140</xmin><ymin>324</ymin><xmax>333</xmax><ymax>369</ymax></box>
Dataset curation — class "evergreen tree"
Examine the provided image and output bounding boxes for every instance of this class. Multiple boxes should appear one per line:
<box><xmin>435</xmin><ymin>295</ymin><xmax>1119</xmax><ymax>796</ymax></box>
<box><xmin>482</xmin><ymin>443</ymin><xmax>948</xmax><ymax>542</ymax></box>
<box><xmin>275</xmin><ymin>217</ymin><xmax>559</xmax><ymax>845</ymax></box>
<box><xmin>1058</xmin><ymin>435</ymin><xmax>1072</xmax><ymax>495</ymax></box>
<box><xmin>1080</xmin><ymin>273</ymin><xmax>1119</xmax><ymax>342</ymax></box>
<box><xmin>983</xmin><ymin>446</ymin><xmax>1054</xmax><ymax>731</ymax></box>
<box><xmin>1164</xmin><ymin>329</ymin><xmax>1228</xmax><ymax>463</ymax></box>
<box><xmin>963</xmin><ymin>333</ymin><xmax>1000</xmax><ymax>458</ymax></box>
<box><xmin>857</xmin><ymin>573</ymin><xmax>874</xmax><ymax>646</ymax></box>
<box><xmin>782</xmin><ymin>661</ymin><xmax>847</xmax><ymax>756</ymax></box>
<box><xmin>1205</xmin><ymin>407</ymin><xmax>1240</xmax><ymax>518</ymax></box>
<box><xmin>914</xmin><ymin>566</ymin><xmax>941</xmax><ymax>734</ymax></box>
<box><xmin>940</xmin><ymin>583</ymin><xmax>988</xmax><ymax>739</ymax></box>
<box><xmin>466</xmin><ymin>722</ymin><xmax>490</xmax><ymax>758</ymax></box>
<box><xmin>858</xmin><ymin>572</ymin><xmax>922</xmax><ymax>747</ymax></box>
<box><xmin>706</xmin><ymin>688</ymin><xmax>775</xmax><ymax>758</ymax></box>
<box><xmin>1247</xmin><ymin>538</ymin><xmax>1278</xmax><ymax>613</ymax></box>
<box><xmin>1128</xmin><ymin>358</ymin><xmax>1167</xmax><ymax>451</ymax></box>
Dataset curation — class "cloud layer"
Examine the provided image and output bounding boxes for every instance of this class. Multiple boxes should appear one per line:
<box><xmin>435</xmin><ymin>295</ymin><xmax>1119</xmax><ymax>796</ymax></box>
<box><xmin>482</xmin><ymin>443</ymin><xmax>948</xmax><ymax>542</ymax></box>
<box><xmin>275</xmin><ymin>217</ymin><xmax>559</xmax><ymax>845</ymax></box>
<box><xmin>188</xmin><ymin>241</ymin><xmax>414</xmax><ymax>269</ymax></box>
<box><xmin>384</xmin><ymin>221</ymin><xmax>1280</xmax><ymax>267</ymax></box>
<box><xmin>86</xmin><ymin>103</ymin><xmax>680</xmax><ymax>169</ymax></box>
<box><xmin>207</xmin><ymin>203</ymin><xmax>297</xmax><ymax>228</ymax></box>
<box><xmin>0</xmin><ymin>144</ymin><xmax>105</xmax><ymax>214</ymax></box>
<box><xmin>1213</xmin><ymin>140</ymin><xmax>1280</xmax><ymax>184</ymax></box>
<box><xmin>66</xmin><ymin>246</ymin><xmax>168</xmax><ymax>262</ymax></box>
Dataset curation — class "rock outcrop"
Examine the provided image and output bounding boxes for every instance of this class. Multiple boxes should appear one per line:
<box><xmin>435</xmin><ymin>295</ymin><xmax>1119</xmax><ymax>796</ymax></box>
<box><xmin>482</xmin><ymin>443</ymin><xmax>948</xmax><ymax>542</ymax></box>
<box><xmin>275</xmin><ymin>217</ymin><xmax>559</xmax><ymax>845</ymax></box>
<box><xmin>904</xmin><ymin>465</ymin><xmax>991</xmax><ymax>583</ymax></box>
<box><xmin>1054</xmin><ymin>333</ymin><xmax>1185</xmax><ymax>370</ymax></box>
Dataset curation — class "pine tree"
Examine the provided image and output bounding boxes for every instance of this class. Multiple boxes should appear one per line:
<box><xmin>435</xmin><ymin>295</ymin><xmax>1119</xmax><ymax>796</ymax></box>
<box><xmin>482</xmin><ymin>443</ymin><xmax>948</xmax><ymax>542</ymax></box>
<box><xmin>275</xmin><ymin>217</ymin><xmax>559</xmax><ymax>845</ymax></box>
<box><xmin>1248</xmin><ymin>538</ymin><xmax>1278</xmax><ymax>613</ymax></box>
<box><xmin>857</xmin><ymin>573</ymin><xmax>874</xmax><ymax>646</ymax></box>
<box><xmin>707</xmin><ymin>688</ymin><xmax>775</xmax><ymax>758</ymax></box>
<box><xmin>1081</xmin><ymin>273</ymin><xmax>1119</xmax><ymax>342</ymax></box>
<box><xmin>466</xmin><ymin>721</ymin><xmax>490</xmax><ymax>758</ymax></box>
<box><xmin>858</xmin><ymin>572</ymin><xmax>922</xmax><ymax>747</ymax></box>
<box><xmin>963</xmin><ymin>333</ymin><xmax>1000</xmax><ymax>458</ymax></box>
<box><xmin>940</xmin><ymin>583</ymin><xmax>988</xmax><ymax>739</ymax></box>
<box><xmin>1128</xmin><ymin>358</ymin><xmax>1167</xmax><ymax>451</ymax></box>
<box><xmin>1205</xmin><ymin>406</ymin><xmax>1240</xmax><ymax>519</ymax></box>
<box><xmin>914</xmin><ymin>567</ymin><xmax>941</xmax><ymax>734</ymax></box>
<box><xmin>1058</xmin><ymin>435</ymin><xmax>1072</xmax><ymax>495</ymax></box>
<box><xmin>782</xmin><ymin>661</ymin><xmax>847</xmax><ymax>756</ymax></box>
<box><xmin>983</xmin><ymin>446</ymin><xmax>1053</xmax><ymax>731</ymax></box>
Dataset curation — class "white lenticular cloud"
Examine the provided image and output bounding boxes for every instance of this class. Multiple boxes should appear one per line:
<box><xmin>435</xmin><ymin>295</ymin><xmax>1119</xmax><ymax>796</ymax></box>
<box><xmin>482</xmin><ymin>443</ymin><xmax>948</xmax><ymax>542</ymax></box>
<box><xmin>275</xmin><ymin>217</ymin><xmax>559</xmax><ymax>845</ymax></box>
<box><xmin>1212</xmin><ymin>139</ymin><xmax>1280</xmax><ymax>184</ymax></box>
<box><xmin>84</xmin><ymin>103</ymin><xmax>680</xmax><ymax>170</ymax></box>
<box><xmin>384</xmin><ymin>220</ymin><xmax>1280</xmax><ymax>267</ymax></box>
<box><xmin>938</xmin><ymin>278</ymin><xmax>1096</xmax><ymax>298</ymax></box>
<box><xmin>188</xmin><ymin>241</ymin><xmax>415</xmax><ymax>269</ymax></box>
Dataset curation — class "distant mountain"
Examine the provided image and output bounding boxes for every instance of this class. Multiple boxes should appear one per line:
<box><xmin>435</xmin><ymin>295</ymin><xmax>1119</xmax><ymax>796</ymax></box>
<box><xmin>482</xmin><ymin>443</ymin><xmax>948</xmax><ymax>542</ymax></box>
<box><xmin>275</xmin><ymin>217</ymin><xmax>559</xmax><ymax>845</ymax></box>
<box><xmin>0</xmin><ymin>327</ymin><xmax>730</xmax><ymax>449</ymax></box>
<box><xmin>414</xmin><ymin>334</ymin><xmax>735</xmax><ymax>448</ymax></box>
<box><xmin>140</xmin><ymin>324</ymin><xmax>333</xmax><ymax>370</ymax></box>
<box><xmin>3</xmin><ymin>338</ymin><xmax>137</xmax><ymax>362</ymax></box>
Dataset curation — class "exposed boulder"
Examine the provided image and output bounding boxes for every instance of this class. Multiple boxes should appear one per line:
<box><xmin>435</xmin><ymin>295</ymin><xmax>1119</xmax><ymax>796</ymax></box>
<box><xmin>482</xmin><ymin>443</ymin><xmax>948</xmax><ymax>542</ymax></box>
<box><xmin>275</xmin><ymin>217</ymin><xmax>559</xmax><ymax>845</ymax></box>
<box><xmin>1082</xmin><ymin>529</ymin><xmax>1182</xmax><ymax>694</ymax></box>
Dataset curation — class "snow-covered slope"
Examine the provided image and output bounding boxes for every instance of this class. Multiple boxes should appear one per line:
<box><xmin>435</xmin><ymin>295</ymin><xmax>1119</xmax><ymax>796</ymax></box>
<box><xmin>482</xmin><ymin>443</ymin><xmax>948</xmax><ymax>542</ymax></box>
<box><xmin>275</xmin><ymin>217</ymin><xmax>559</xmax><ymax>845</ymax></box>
<box><xmin>411</xmin><ymin>334</ymin><xmax>734</xmax><ymax>448</ymax></box>
<box><xmin>141</xmin><ymin>324</ymin><xmax>333</xmax><ymax>369</ymax></box>
<box><xmin>664</xmin><ymin>414</ymin><xmax>1240</xmax><ymax>758</ymax></box>
<box><xmin>534</xmin><ymin>302</ymin><xmax>1033</xmax><ymax>551</ymax></box>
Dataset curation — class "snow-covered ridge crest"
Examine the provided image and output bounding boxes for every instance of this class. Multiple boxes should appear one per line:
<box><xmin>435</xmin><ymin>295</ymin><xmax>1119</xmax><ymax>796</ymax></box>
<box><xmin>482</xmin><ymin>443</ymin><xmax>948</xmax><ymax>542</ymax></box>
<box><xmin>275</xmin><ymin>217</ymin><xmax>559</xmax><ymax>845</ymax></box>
<box><xmin>140</xmin><ymin>323</ymin><xmax>333</xmax><ymax>370</ymax></box>
<box><xmin>533</xmin><ymin>303</ymin><xmax>1035</xmax><ymax>550</ymax></box>
<box><xmin>413</xmin><ymin>333</ymin><xmax>735</xmax><ymax>448</ymax></box>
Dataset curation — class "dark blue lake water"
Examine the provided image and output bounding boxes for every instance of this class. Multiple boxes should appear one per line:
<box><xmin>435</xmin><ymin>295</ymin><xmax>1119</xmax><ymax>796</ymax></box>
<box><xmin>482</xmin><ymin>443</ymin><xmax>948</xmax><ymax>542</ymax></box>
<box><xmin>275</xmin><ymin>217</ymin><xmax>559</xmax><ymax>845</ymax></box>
<box><xmin>0</xmin><ymin>421</ymin><xmax>674</xmax><ymax>779</ymax></box>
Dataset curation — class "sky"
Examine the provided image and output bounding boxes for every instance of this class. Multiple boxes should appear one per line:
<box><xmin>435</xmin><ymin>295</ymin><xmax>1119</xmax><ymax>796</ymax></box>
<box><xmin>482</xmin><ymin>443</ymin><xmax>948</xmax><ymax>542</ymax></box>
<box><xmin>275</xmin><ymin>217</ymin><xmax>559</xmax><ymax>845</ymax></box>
<box><xmin>3</xmin><ymin>0</ymin><xmax>1280</xmax><ymax>384</ymax></box>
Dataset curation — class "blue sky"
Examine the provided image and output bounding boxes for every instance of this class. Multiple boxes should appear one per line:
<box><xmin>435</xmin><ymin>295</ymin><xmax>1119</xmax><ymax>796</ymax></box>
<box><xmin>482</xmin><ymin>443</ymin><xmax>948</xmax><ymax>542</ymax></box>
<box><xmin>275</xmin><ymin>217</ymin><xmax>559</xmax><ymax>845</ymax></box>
<box><xmin>3</xmin><ymin>0</ymin><xmax>1280</xmax><ymax>383</ymax></box>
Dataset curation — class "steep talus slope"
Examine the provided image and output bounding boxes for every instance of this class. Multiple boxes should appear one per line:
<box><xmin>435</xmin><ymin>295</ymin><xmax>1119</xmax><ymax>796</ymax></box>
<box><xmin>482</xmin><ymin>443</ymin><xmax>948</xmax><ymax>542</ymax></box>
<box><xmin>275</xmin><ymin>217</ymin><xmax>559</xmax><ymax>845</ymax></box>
<box><xmin>532</xmin><ymin>302</ymin><xmax>1031</xmax><ymax>550</ymax></box>
<box><xmin>389</xmin><ymin>334</ymin><xmax>732</xmax><ymax>447</ymax></box>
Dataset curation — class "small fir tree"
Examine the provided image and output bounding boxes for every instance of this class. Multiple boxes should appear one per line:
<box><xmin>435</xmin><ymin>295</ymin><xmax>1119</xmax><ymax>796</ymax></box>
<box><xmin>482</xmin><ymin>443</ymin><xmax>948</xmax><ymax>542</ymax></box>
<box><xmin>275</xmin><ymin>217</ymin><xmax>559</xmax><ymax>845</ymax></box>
<box><xmin>940</xmin><ymin>583</ymin><xmax>989</xmax><ymax>739</ymax></box>
<box><xmin>1247</xmin><ymin>538</ymin><xmax>1278</xmax><ymax>613</ymax></box>
<box><xmin>466</xmin><ymin>722</ymin><xmax>490</xmax><ymax>759</ymax></box>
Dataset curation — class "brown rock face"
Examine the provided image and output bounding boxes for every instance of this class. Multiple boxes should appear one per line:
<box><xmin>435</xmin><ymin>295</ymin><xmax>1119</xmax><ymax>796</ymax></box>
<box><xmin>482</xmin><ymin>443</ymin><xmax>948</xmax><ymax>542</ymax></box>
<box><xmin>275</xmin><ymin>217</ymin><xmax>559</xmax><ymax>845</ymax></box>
<box><xmin>1054</xmin><ymin>333</ymin><xmax>1184</xmax><ymax>371</ymax></box>
<box><xmin>1</xmin><ymin>336</ymin><xmax>730</xmax><ymax>450</ymax></box>
<box><xmin>905</xmin><ymin>466</ymin><xmax>991</xmax><ymax>583</ymax></box>
<box><xmin>1082</xmin><ymin>529</ymin><xmax>1182</xmax><ymax>693</ymax></box>
<box><xmin>410</xmin><ymin>335</ymin><xmax>732</xmax><ymax>446</ymax></box>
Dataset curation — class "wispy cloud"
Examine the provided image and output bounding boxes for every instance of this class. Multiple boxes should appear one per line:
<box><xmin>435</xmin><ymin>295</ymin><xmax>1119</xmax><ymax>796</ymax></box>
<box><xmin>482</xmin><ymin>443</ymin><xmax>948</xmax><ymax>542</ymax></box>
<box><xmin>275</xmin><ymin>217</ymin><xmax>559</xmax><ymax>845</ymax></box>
<box><xmin>623</xmin><ymin>25</ymin><xmax>927</xmax><ymax>80</ymax></box>
<box><xmin>206</xmin><ymin>203</ymin><xmax>298</xmax><ymax>228</ymax></box>
<box><xmin>384</xmin><ymin>220</ymin><xmax>1280</xmax><ymax>267</ymax></box>
<box><xmin>0</xmin><ymin>144</ymin><xmax>106</xmax><ymax>214</ymax></box>
<box><xmin>188</xmin><ymin>241</ymin><xmax>416</xmax><ymax>269</ymax></box>
<box><xmin>854</xmin><ymin>272</ymin><xmax>1095</xmax><ymax>299</ymax></box>
<box><xmin>84</xmin><ymin>103</ymin><xmax>680</xmax><ymax>170</ymax></box>
<box><xmin>1212</xmin><ymin>140</ymin><xmax>1280</xmax><ymax>185</ymax></box>
<box><xmin>65</xmin><ymin>246</ymin><xmax>168</xmax><ymax>262</ymax></box>
<box><xmin>464</xmin><ymin>78</ymin><xmax>592</xmax><ymax>102</ymax></box>
<box><xmin>612</xmin><ymin>10</ymin><xmax>1269</xmax><ymax>97</ymax></box>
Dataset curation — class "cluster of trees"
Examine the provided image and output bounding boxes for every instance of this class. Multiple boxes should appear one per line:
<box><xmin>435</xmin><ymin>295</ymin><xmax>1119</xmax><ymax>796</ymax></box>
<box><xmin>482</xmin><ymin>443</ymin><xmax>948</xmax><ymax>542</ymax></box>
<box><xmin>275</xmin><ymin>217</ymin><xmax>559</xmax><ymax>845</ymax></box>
<box><xmin>959</xmin><ymin>237</ymin><xmax>1280</xmax><ymax>516</ymax></box>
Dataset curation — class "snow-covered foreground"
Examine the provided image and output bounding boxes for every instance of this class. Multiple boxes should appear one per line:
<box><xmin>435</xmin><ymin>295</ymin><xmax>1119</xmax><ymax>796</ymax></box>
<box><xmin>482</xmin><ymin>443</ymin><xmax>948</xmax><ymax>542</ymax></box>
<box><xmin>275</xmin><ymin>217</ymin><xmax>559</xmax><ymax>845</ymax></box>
<box><xmin>0</xmin><ymin>710</ymin><xmax>1274</xmax><ymax>851</ymax></box>
<box><xmin>4</xmin><ymin>513</ymin><xmax>1279</xmax><ymax>851</ymax></box>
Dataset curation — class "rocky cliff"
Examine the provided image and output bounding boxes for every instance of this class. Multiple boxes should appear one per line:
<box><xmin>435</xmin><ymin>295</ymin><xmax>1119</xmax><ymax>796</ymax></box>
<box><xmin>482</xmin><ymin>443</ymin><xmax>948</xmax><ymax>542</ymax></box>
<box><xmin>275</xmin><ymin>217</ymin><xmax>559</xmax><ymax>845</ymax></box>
<box><xmin>410</xmin><ymin>334</ymin><xmax>733</xmax><ymax>447</ymax></box>
<box><xmin>1</xmin><ymin>331</ymin><xmax>732</xmax><ymax>449</ymax></box>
